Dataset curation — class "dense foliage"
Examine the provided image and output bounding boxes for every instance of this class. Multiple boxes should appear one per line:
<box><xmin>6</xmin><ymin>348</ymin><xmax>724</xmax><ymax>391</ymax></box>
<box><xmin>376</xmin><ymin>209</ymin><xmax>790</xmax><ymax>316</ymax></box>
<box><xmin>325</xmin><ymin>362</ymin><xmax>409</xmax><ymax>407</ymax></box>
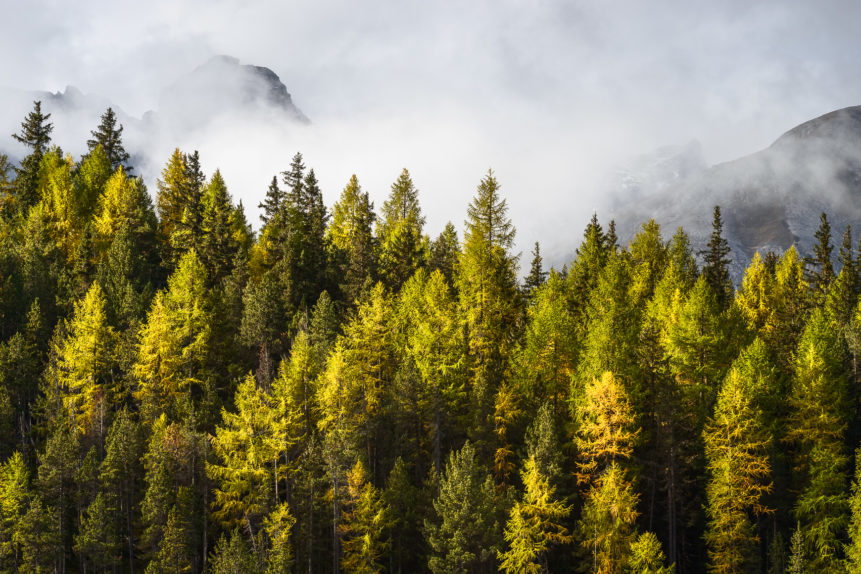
<box><xmin>1</xmin><ymin>101</ymin><xmax>861</xmax><ymax>573</ymax></box>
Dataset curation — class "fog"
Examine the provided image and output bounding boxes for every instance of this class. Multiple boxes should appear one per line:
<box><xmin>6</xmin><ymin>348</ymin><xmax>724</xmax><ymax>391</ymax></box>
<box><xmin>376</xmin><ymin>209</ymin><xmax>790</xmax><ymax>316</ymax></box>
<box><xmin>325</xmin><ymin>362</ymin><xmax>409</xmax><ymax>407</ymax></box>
<box><xmin>2</xmin><ymin>0</ymin><xmax>861</xmax><ymax>268</ymax></box>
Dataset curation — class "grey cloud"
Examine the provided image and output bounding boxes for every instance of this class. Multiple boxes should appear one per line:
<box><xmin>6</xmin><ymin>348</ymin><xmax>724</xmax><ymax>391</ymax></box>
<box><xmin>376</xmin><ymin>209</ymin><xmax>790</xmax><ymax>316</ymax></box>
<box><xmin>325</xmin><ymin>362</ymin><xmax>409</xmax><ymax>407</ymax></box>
<box><xmin>2</xmin><ymin>1</ymin><xmax>861</xmax><ymax>268</ymax></box>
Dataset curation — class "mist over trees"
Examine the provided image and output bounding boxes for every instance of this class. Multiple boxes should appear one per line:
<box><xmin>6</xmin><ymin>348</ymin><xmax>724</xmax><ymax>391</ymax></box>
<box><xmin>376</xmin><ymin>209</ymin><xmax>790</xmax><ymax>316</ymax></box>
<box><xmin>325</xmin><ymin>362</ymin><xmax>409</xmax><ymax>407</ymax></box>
<box><xmin>2</xmin><ymin>100</ymin><xmax>861</xmax><ymax>573</ymax></box>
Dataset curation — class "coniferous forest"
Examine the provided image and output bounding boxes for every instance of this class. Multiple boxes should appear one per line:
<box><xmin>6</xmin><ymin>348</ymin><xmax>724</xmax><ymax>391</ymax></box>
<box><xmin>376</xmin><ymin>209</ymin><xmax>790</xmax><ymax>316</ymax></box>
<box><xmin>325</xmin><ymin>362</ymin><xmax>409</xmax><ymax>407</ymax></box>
<box><xmin>2</xmin><ymin>100</ymin><xmax>861</xmax><ymax>574</ymax></box>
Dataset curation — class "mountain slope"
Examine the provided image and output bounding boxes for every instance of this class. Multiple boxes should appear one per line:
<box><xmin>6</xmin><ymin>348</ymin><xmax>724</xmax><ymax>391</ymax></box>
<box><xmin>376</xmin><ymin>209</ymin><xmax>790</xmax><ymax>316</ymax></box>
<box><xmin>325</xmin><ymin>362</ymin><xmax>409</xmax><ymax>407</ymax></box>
<box><xmin>609</xmin><ymin>105</ymin><xmax>861</xmax><ymax>279</ymax></box>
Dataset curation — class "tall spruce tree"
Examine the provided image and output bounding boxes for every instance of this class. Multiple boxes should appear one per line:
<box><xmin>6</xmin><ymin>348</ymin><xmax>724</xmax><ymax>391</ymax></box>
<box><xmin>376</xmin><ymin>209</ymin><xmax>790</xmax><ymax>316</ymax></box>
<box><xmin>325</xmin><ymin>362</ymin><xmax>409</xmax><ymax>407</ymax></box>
<box><xmin>12</xmin><ymin>101</ymin><xmax>53</xmax><ymax>211</ymax></box>
<box><xmin>377</xmin><ymin>168</ymin><xmax>427</xmax><ymax>292</ymax></box>
<box><xmin>87</xmin><ymin>107</ymin><xmax>131</xmax><ymax>172</ymax></box>
<box><xmin>700</xmin><ymin>206</ymin><xmax>733</xmax><ymax>310</ymax></box>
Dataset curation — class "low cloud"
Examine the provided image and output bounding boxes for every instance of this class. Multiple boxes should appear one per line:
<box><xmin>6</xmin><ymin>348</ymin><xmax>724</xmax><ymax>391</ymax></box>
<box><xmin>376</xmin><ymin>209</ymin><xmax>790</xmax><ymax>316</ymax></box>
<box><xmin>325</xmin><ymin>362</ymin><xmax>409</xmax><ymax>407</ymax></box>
<box><xmin>3</xmin><ymin>1</ymin><xmax>861</xmax><ymax>269</ymax></box>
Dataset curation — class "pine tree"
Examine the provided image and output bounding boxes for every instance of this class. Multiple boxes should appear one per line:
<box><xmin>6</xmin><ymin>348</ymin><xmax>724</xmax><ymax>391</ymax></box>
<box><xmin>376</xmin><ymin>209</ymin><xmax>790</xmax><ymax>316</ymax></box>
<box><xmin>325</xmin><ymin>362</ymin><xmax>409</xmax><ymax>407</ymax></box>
<box><xmin>523</xmin><ymin>241</ymin><xmax>548</xmax><ymax>302</ymax></box>
<box><xmin>700</xmin><ymin>206</ymin><xmax>733</xmax><ymax>310</ymax></box>
<box><xmin>808</xmin><ymin>212</ymin><xmax>835</xmax><ymax>302</ymax></box>
<box><xmin>259</xmin><ymin>176</ymin><xmax>283</xmax><ymax>226</ymax></box>
<box><xmin>12</xmin><ymin>100</ymin><xmax>53</xmax><ymax>211</ymax></box>
<box><xmin>428</xmin><ymin>222</ymin><xmax>460</xmax><ymax>288</ymax></box>
<box><xmin>200</xmin><ymin>169</ymin><xmax>241</xmax><ymax>284</ymax></box>
<box><xmin>377</xmin><ymin>168</ymin><xmax>427</xmax><ymax>292</ymax></box>
<box><xmin>99</xmin><ymin>409</ymin><xmax>143</xmax><ymax>570</ymax></box>
<box><xmin>498</xmin><ymin>456</ymin><xmax>572</xmax><ymax>573</ymax></box>
<box><xmin>424</xmin><ymin>441</ymin><xmax>503</xmax><ymax>573</ymax></box>
<box><xmin>565</xmin><ymin>213</ymin><xmax>607</xmax><ymax>328</ymax></box>
<box><xmin>87</xmin><ymin>107</ymin><xmax>131</xmax><ymax>172</ymax></box>
<box><xmin>76</xmin><ymin>492</ymin><xmax>120</xmax><ymax>572</ymax></box>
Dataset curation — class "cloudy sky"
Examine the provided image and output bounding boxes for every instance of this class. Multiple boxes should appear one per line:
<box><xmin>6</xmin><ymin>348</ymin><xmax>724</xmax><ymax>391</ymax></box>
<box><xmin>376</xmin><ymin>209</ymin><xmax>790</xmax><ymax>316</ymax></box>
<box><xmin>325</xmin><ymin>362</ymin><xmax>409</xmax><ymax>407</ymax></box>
<box><xmin>2</xmin><ymin>0</ymin><xmax>860</xmax><ymax>263</ymax></box>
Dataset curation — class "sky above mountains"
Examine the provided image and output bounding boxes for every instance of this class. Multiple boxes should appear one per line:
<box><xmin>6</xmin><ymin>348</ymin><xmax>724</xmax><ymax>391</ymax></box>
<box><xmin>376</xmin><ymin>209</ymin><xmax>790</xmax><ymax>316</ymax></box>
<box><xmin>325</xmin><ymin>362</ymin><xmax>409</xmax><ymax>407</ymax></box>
<box><xmin>3</xmin><ymin>1</ymin><xmax>861</xmax><ymax>262</ymax></box>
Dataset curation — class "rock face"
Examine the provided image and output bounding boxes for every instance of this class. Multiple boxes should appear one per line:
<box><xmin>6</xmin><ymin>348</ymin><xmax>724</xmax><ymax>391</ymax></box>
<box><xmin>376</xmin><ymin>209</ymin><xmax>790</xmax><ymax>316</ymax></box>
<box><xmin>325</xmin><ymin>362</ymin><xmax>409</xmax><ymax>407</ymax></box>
<box><xmin>156</xmin><ymin>55</ymin><xmax>309</xmax><ymax>132</ymax></box>
<box><xmin>609</xmin><ymin>106</ymin><xmax>861</xmax><ymax>280</ymax></box>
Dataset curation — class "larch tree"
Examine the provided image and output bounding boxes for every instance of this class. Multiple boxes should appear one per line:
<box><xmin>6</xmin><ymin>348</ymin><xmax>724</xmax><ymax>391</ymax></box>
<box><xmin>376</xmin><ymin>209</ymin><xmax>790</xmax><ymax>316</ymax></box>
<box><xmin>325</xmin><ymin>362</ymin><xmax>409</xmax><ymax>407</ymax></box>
<box><xmin>786</xmin><ymin>309</ymin><xmax>850</xmax><ymax>571</ymax></box>
<box><xmin>397</xmin><ymin>269</ymin><xmax>466</xmax><ymax>475</ymax></box>
<box><xmin>47</xmin><ymin>282</ymin><xmax>117</xmax><ymax>440</ymax></box>
<box><xmin>498</xmin><ymin>456</ymin><xmax>572</xmax><ymax>573</ymax></box>
<box><xmin>703</xmin><ymin>347</ymin><xmax>774</xmax><ymax>573</ymax></box>
<box><xmin>339</xmin><ymin>460</ymin><xmax>390</xmax><ymax>573</ymax></box>
<box><xmin>133</xmin><ymin>249</ymin><xmax>213</xmax><ymax>424</ymax></box>
<box><xmin>517</xmin><ymin>271</ymin><xmax>577</xmax><ymax>412</ymax></box>
<box><xmin>457</xmin><ymin>170</ymin><xmax>520</xmax><ymax>454</ymax></box>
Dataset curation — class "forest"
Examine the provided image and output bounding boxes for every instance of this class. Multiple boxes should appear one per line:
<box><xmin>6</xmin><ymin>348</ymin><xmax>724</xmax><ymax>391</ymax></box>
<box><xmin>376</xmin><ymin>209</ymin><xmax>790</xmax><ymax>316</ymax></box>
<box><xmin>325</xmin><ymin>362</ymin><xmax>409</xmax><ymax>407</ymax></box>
<box><xmin>0</xmin><ymin>100</ymin><xmax>859</xmax><ymax>574</ymax></box>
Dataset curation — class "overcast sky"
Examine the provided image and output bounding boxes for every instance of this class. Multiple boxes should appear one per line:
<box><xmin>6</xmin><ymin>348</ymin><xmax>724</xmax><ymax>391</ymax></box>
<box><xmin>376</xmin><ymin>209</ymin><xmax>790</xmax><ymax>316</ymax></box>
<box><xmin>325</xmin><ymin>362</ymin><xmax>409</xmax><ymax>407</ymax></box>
<box><xmin>2</xmin><ymin>0</ymin><xmax>860</xmax><ymax>264</ymax></box>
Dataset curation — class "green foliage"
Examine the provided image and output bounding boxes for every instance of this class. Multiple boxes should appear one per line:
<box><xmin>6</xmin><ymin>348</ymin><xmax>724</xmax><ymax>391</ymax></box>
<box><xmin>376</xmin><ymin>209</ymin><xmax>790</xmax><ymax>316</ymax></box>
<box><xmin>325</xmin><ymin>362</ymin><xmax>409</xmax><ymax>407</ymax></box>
<box><xmin>498</xmin><ymin>456</ymin><xmax>572</xmax><ymax>573</ymax></box>
<box><xmin>377</xmin><ymin>168</ymin><xmax>428</xmax><ymax>292</ymax></box>
<box><xmin>328</xmin><ymin>174</ymin><xmax>376</xmax><ymax>303</ymax></box>
<box><xmin>12</xmin><ymin>101</ymin><xmax>54</xmax><ymax>211</ymax></box>
<box><xmin>425</xmin><ymin>441</ymin><xmax>503</xmax><ymax>573</ymax></box>
<box><xmin>339</xmin><ymin>460</ymin><xmax>391</xmax><ymax>573</ymax></box>
<box><xmin>87</xmin><ymin>107</ymin><xmax>131</xmax><ymax>172</ymax></box>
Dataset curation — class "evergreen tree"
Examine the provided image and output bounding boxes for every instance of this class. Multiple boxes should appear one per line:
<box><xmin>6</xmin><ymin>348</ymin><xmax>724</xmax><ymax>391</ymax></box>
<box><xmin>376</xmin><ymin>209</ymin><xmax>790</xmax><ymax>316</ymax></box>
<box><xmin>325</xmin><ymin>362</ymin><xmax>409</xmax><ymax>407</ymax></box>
<box><xmin>628</xmin><ymin>532</ymin><xmax>674</xmax><ymax>574</ymax></box>
<box><xmin>808</xmin><ymin>212</ymin><xmax>835</xmax><ymax>302</ymax></box>
<box><xmin>523</xmin><ymin>241</ymin><xmax>547</xmax><ymax>302</ymax></box>
<box><xmin>12</xmin><ymin>100</ymin><xmax>53</xmax><ymax>211</ymax></box>
<box><xmin>87</xmin><ymin>107</ymin><xmax>131</xmax><ymax>172</ymax></box>
<box><xmin>700</xmin><ymin>206</ymin><xmax>733</xmax><ymax>310</ymax></box>
<box><xmin>328</xmin><ymin>174</ymin><xmax>376</xmax><ymax>303</ymax></box>
<box><xmin>424</xmin><ymin>441</ymin><xmax>503</xmax><ymax>573</ymax></box>
<box><xmin>428</xmin><ymin>222</ymin><xmax>461</xmax><ymax>288</ymax></box>
<box><xmin>259</xmin><ymin>176</ymin><xmax>283</xmax><ymax>226</ymax></box>
<box><xmin>200</xmin><ymin>169</ymin><xmax>241</xmax><ymax>284</ymax></box>
<box><xmin>377</xmin><ymin>168</ymin><xmax>427</xmax><ymax>292</ymax></box>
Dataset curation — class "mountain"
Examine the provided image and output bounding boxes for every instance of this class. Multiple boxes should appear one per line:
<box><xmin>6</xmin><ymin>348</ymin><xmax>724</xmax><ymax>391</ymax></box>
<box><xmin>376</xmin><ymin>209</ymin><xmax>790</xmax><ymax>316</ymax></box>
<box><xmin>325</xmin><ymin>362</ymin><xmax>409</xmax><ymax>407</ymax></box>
<box><xmin>0</xmin><ymin>56</ymin><xmax>308</xmax><ymax>161</ymax></box>
<box><xmin>608</xmin><ymin>106</ymin><xmax>861</xmax><ymax>280</ymax></box>
<box><xmin>154</xmin><ymin>55</ymin><xmax>309</xmax><ymax>134</ymax></box>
